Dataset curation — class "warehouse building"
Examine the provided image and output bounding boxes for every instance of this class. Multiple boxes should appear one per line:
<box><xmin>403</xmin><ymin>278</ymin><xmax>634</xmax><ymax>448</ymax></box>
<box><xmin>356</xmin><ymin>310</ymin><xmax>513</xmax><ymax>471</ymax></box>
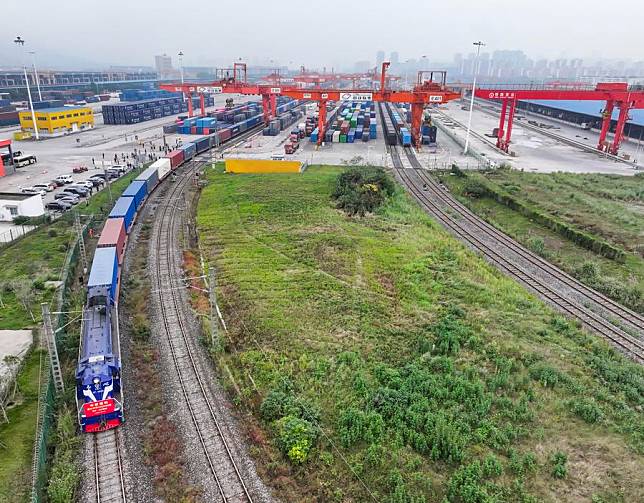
<box><xmin>19</xmin><ymin>106</ymin><xmax>94</xmax><ymax>137</ymax></box>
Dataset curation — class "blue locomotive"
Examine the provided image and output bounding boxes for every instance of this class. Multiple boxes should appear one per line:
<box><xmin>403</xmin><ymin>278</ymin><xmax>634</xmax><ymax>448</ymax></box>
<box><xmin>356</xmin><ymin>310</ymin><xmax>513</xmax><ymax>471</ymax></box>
<box><xmin>76</xmin><ymin>247</ymin><xmax>124</xmax><ymax>432</ymax></box>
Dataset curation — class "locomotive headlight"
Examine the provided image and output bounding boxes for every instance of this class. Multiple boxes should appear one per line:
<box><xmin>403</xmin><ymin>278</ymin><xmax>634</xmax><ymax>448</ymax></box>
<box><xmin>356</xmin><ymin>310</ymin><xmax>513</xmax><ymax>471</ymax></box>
<box><xmin>93</xmin><ymin>377</ymin><xmax>100</xmax><ymax>385</ymax></box>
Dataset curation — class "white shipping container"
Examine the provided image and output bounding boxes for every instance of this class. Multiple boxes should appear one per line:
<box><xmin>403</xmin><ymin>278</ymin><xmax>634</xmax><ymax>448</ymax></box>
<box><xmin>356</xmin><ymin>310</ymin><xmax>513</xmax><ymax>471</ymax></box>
<box><xmin>332</xmin><ymin>131</ymin><xmax>340</xmax><ymax>143</ymax></box>
<box><xmin>151</xmin><ymin>158</ymin><xmax>172</xmax><ymax>181</ymax></box>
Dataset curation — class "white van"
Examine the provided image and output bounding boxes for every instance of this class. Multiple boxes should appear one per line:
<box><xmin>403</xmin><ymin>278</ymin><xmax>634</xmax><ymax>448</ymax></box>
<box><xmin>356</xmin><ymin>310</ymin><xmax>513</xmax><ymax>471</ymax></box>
<box><xmin>14</xmin><ymin>154</ymin><xmax>37</xmax><ymax>167</ymax></box>
<box><xmin>55</xmin><ymin>175</ymin><xmax>74</xmax><ymax>184</ymax></box>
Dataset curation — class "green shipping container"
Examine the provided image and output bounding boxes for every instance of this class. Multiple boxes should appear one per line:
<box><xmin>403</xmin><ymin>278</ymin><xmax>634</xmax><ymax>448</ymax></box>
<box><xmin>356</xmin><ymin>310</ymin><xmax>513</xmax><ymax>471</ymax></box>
<box><xmin>340</xmin><ymin>134</ymin><xmax>347</xmax><ymax>143</ymax></box>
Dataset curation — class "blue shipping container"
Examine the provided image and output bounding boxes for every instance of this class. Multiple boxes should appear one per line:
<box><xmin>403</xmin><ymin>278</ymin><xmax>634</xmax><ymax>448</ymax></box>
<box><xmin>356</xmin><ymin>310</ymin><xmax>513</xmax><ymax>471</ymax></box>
<box><xmin>88</xmin><ymin>246</ymin><xmax>119</xmax><ymax>305</ymax></box>
<box><xmin>109</xmin><ymin>196</ymin><xmax>136</xmax><ymax>232</ymax></box>
<box><xmin>179</xmin><ymin>142</ymin><xmax>196</xmax><ymax>160</ymax></box>
<box><xmin>135</xmin><ymin>166</ymin><xmax>160</xmax><ymax>194</ymax></box>
<box><xmin>122</xmin><ymin>180</ymin><xmax>147</xmax><ymax>210</ymax></box>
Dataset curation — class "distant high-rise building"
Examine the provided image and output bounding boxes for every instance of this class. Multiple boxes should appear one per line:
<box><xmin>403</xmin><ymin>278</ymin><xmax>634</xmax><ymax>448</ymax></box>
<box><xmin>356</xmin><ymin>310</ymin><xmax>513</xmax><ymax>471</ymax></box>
<box><xmin>376</xmin><ymin>50</ymin><xmax>385</xmax><ymax>67</ymax></box>
<box><xmin>154</xmin><ymin>54</ymin><xmax>173</xmax><ymax>78</ymax></box>
<box><xmin>390</xmin><ymin>51</ymin><xmax>399</xmax><ymax>66</ymax></box>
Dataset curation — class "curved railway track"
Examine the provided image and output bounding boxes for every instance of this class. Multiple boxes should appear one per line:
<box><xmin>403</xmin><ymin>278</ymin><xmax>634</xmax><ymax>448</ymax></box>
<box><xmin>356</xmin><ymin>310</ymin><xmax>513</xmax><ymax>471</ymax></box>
<box><xmin>93</xmin><ymin>429</ymin><xmax>126</xmax><ymax>503</ymax></box>
<box><xmin>384</xmin><ymin>137</ymin><xmax>643</xmax><ymax>362</ymax></box>
<box><xmin>150</xmin><ymin>142</ymin><xmax>257</xmax><ymax>501</ymax></box>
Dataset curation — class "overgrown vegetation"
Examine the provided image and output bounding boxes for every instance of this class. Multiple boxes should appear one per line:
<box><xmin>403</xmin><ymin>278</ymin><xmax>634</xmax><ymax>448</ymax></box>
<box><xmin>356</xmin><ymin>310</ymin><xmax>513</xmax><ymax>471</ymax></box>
<box><xmin>197</xmin><ymin>165</ymin><xmax>644</xmax><ymax>502</ymax></box>
<box><xmin>438</xmin><ymin>168</ymin><xmax>643</xmax><ymax>313</ymax></box>
<box><xmin>332</xmin><ymin>166</ymin><xmax>395</xmax><ymax>216</ymax></box>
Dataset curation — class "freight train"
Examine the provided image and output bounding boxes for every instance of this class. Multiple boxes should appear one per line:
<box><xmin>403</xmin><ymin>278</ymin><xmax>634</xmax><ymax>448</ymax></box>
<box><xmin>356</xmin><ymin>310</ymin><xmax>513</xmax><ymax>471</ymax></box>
<box><xmin>380</xmin><ymin>102</ymin><xmax>438</xmax><ymax>147</ymax></box>
<box><xmin>75</xmin><ymin>105</ymin><xmax>298</xmax><ymax>432</ymax></box>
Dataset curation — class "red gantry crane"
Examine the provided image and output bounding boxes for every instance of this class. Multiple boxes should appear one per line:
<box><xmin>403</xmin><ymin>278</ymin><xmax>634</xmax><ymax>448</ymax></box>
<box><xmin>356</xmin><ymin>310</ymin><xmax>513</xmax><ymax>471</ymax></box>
<box><xmin>473</xmin><ymin>83</ymin><xmax>644</xmax><ymax>155</ymax></box>
<box><xmin>159</xmin><ymin>62</ymin><xmax>461</xmax><ymax>148</ymax></box>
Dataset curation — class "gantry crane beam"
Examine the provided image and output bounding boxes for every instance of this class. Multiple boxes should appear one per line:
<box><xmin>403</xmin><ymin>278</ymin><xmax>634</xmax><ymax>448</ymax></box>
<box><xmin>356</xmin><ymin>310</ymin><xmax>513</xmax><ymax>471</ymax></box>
<box><xmin>473</xmin><ymin>83</ymin><xmax>644</xmax><ymax>155</ymax></box>
<box><xmin>159</xmin><ymin>62</ymin><xmax>461</xmax><ymax>148</ymax></box>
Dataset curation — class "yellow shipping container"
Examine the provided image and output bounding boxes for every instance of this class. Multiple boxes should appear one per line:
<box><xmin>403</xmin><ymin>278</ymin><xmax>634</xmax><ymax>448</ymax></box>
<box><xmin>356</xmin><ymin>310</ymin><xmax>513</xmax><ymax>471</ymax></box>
<box><xmin>19</xmin><ymin>106</ymin><xmax>94</xmax><ymax>137</ymax></box>
<box><xmin>225</xmin><ymin>158</ymin><xmax>302</xmax><ymax>174</ymax></box>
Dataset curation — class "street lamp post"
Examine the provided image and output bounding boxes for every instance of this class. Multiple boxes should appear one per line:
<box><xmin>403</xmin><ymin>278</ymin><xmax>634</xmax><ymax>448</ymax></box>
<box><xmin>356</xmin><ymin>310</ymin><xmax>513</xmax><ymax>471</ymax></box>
<box><xmin>178</xmin><ymin>51</ymin><xmax>185</xmax><ymax>102</ymax></box>
<box><xmin>14</xmin><ymin>36</ymin><xmax>39</xmax><ymax>140</ymax></box>
<box><xmin>29</xmin><ymin>51</ymin><xmax>43</xmax><ymax>102</ymax></box>
<box><xmin>463</xmin><ymin>40</ymin><xmax>485</xmax><ymax>155</ymax></box>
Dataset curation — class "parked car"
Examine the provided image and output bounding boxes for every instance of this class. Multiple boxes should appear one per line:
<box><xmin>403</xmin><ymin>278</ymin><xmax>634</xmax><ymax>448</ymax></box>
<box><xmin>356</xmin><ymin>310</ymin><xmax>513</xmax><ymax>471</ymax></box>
<box><xmin>55</xmin><ymin>175</ymin><xmax>74</xmax><ymax>184</ymax></box>
<box><xmin>45</xmin><ymin>200</ymin><xmax>71</xmax><ymax>212</ymax></box>
<box><xmin>51</xmin><ymin>179</ymin><xmax>66</xmax><ymax>188</ymax></box>
<box><xmin>20</xmin><ymin>186</ymin><xmax>45</xmax><ymax>196</ymax></box>
<box><xmin>110</xmin><ymin>165</ymin><xmax>127</xmax><ymax>174</ymax></box>
<box><xmin>72</xmin><ymin>166</ymin><xmax>89</xmax><ymax>173</ymax></box>
<box><xmin>56</xmin><ymin>194</ymin><xmax>80</xmax><ymax>205</ymax></box>
<box><xmin>62</xmin><ymin>186</ymin><xmax>88</xmax><ymax>197</ymax></box>
<box><xmin>32</xmin><ymin>182</ymin><xmax>56</xmax><ymax>192</ymax></box>
<box><xmin>74</xmin><ymin>181</ymin><xmax>95</xmax><ymax>189</ymax></box>
<box><xmin>87</xmin><ymin>177</ymin><xmax>104</xmax><ymax>188</ymax></box>
<box><xmin>90</xmin><ymin>173</ymin><xmax>107</xmax><ymax>180</ymax></box>
<box><xmin>104</xmin><ymin>169</ymin><xmax>121</xmax><ymax>179</ymax></box>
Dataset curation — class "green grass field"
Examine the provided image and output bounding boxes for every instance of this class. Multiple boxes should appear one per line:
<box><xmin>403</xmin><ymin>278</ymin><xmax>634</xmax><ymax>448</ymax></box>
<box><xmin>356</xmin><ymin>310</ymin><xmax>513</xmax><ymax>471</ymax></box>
<box><xmin>0</xmin><ymin>167</ymin><xmax>143</xmax><ymax>502</ymax></box>
<box><xmin>438</xmin><ymin>169</ymin><xmax>643</xmax><ymax>314</ymax></box>
<box><xmin>197</xmin><ymin>165</ymin><xmax>644</xmax><ymax>502</ymax></box>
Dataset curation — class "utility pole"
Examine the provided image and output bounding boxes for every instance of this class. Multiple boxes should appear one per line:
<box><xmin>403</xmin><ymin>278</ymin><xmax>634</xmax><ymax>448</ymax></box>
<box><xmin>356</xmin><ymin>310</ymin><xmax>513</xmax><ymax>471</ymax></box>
<box><xmin>74</xmin><ymin>211</ymin><xmax>88</xmax><ymax>274</ymax></box>
<box><xmin>41</xmin><ymin>304</ymin><xmax>64</xmax><ymax>393</ymax></box>
<box><xmin>464</xmin><ymin>40</ymin><xmax>485</xmax><ymax>155</ymax></box>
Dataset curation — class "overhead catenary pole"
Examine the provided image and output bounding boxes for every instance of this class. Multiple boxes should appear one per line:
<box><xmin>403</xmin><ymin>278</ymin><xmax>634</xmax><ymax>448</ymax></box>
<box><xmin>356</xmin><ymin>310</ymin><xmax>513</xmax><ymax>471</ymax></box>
<box><xmin>208</xmin><ymin>268</ymin><xmax>219</xmax><ymax>349</ymax></box>
<box><xmin>178</xmin><ymin>50</ymin><xmax>185</xmax><ymax>102</ymax></box>
<box><xmin>29</xmin><ymin>51</ymin><xmax>43</xmax><ymax>102</ymax></box>
<box><xmin>14</xmin><ymin>36</ymin><xmax>39</xmax><ymax>140</ymax></box>
<box><xmin>463</xmin><ymin>40</ymin><xmax>485</xmax><ymax>155</ymax></box>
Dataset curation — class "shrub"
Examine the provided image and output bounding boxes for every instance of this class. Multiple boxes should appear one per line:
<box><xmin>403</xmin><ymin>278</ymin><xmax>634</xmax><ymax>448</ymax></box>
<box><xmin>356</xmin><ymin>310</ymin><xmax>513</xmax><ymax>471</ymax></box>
<box><xmin>276</xmin><ymin>415</ymin><xmax>317</xmax><ymax>464</ymax></box>
<box><xmin>528</xmin><ymin>363</ymin><xmax>566</xmax><ymax>388</ymax></box>
<box><xmin>338</xmin><ymin>408</ymin><xmax>384</xmax><ymax>447</ymax></box>
<box><xmin>332</xmin><ymin>167</ymin><xmax>395</xmax><ymax>217</ymax></box>
<box><xmin>260</xmin><ymin>390</ymin><xmax>291</xmax><ymax>421</ymax></box>
<box><xmin>551</xmin><ymin>451</ymin><xmax>568</xmax><ymax>479</ymax></box>
<box><xmin>48</xmin><ymin>228</ymin><xmax>58</xmax><ymax>238</ymax></box>
<box><xmin>464</xmin><ymin>180</ymin><xmax>487</xmax><ymax>198</ymax></box>
<box><xmin>482</xmin><ymin>454</ymin><xmax>503</xmax><ymax>478</ymax></box>
<box><xmin>569</xmin><ymin>398</ymin><xmax>603</xmax><ymax>424</ymax></box>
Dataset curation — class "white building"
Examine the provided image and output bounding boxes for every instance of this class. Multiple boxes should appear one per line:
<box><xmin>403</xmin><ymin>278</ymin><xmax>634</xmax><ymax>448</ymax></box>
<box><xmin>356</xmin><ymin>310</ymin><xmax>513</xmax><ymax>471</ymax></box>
<box><xmin>0</xmin><ymin>192</ymin><xmax>45</xmax><ymax>222</ymax></box>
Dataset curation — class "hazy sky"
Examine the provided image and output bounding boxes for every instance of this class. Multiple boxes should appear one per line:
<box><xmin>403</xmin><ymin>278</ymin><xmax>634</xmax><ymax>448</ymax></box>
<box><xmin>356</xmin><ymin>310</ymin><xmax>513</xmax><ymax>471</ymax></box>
<box><xmin>2</xmin><ymin>0</ymin><xmax>643</xmax><ymax>70</ymax></box>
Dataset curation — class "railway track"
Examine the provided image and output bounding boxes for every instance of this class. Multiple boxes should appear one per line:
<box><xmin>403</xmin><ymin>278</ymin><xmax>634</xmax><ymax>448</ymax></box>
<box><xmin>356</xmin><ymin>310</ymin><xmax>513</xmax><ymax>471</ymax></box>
<box><xmin>388</xmin><ymin>144</ymin><xmax>644</xmax><ymax>363</ymax></box>
<box><xmin>93</xmin><ymin>429</ymin><xmax>126</xmax><ymax>503</ymax></box>
<box><xmin>150</xmin><ymin>136</ymin><xmax>258</xmax><ymax>501</ymax></box>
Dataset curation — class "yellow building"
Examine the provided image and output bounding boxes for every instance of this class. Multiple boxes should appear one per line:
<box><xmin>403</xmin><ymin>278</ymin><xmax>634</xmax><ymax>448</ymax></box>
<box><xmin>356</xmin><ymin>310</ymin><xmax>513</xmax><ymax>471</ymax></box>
<box><xmin>19</xmin><ymin>106</ymin><xmax>94</xmax><ymax>137</ymax></box>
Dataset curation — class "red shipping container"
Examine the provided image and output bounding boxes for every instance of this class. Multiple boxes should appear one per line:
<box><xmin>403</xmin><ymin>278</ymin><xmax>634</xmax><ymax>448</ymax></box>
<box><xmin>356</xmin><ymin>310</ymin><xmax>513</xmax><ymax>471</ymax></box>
<box><xmin>166</xmin><ymin>149</ymin><xmax>184</xmax><ymax>169</ymax></box>
<box><xmin>218</xmin><ymin>128</ymin><xmax>232</xmax><ymax>142</ymax></box>
<box><xmin>97</xmin><ymin>217</ymin><xmax>127</xmax><ymax>264</ymax></box>
<box><xmin>190</xmin><ymin>126</ymin><xmax>197</xmax><ymax>134</ymax></box>
<box><xmin>203</xmin><ymin>128</ymin><xmax>210</xmax><ymax>135</ymax></box>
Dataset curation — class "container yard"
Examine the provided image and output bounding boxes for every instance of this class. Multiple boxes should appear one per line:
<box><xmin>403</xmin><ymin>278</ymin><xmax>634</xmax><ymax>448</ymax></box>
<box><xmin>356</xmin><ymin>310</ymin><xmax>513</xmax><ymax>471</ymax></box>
<box><xmin>2</xmin><ymin>11</ymin><xmax>643</xmax><ymax>502</ymax></box>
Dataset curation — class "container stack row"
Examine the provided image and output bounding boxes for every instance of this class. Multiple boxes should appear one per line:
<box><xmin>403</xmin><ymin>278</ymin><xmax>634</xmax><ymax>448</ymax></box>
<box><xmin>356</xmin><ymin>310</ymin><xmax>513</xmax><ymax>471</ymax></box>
<box><xmin>177</xmin><ymin>102</ymin><xmax>262</xmax><ymax>135</ymax></box>
<box><xmin>261</xmin><ymin>99</ymin><xmax>302</xmax><ymax>136</ymax></box>
<box><xmin>311</xmin><ymin>101</ymin><xmax>377</xmax><ymax>144</ymax></box>
<box><xmin>102</xmin><ymin>97</ymin><xmax>187</xmax><ymax>125</ymax></box>
<box><xmin>119</xmin><ymin>89</ymin><xmax>181</xmax><ymax>101</ymax></box>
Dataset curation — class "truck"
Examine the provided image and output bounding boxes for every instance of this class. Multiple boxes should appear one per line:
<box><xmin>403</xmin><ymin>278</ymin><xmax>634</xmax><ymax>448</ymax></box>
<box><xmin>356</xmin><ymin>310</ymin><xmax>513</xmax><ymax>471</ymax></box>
<box><xmin>284</xmin><ymin>140</ymin><xmax>299</xmax><ymax>155</ymax></box>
